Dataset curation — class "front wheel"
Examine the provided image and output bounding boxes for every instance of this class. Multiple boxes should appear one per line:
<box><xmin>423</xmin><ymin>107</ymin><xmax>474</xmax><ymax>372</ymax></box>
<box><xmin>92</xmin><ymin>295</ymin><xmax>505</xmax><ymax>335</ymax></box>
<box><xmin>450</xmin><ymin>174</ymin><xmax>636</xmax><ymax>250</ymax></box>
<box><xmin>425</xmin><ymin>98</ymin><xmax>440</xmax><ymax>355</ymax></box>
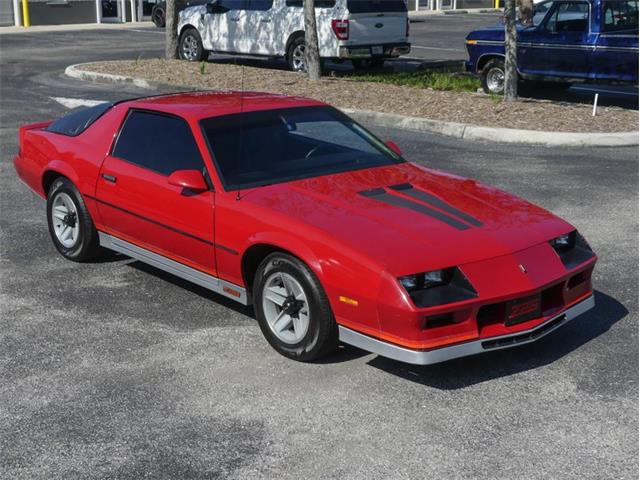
<box><xmin>46</xmin><ymin>177</ymin><xmax>101</xmax><ymax>262</ymax></box>
<box><xmin>179</xmin><ymin>28</ymin><xmax>208</xmax><ymax>62</ymax></box>
<box><xmin>480</xmin><ymin>58</ymin><xmax>505</xmax><ymax>94</ymax></box>
<box><xmin>151</xmin><ymin>6</ymin><xmax>165</xmax><ymax>28</ymax></box>
<box><xmin>253</xmin><ymin>253</ymin><xmax>338</xmax><ymax>362</ymax></box>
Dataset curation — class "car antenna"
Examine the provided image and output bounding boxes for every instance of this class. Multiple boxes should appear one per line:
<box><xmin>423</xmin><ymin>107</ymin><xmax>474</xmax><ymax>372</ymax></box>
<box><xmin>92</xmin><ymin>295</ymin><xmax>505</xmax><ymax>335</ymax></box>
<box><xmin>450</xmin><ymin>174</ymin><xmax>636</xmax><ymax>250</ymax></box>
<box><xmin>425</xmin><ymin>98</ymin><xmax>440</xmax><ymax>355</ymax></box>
<box><xmin>236</xmin><ymin>61</ymin><xmax>245</xmax><ymax>201</ymax></box>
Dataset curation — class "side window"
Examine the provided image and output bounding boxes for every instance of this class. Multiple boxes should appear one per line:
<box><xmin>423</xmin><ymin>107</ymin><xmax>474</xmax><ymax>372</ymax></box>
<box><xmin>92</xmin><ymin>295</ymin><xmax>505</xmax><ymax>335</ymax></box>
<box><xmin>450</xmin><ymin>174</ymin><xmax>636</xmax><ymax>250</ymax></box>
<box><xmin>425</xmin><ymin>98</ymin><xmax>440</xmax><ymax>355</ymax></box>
<box><xmin>248</xmin><ymin>0</ymin><xmax>273</xmax><ymax>10</ymax></box>
<box><xmin>218</xmin><ymin>0</ymin><xmax>249</xmax><ymax>10</ymax></box>
<box><xmin>532</xmin><ymin>0</ymin><xmax>554</xmax><ymax>26</ymax></box>
<box><xmin>285</xmin><ymin>0</ymin><xmax>336</xmax><ymax>7</ymax></box>
<box><xmin>113</xmin><ymin>110</ymin><xmax>204</xmax><ymax>176</ymax></box>
<box><xmin>545</xmin><ymin>2</ymin><xmax>589</xmax><ymax>33</ymax></box>
<box><xmin>602</xmin><ymin>0</ymin><xmax>639</xmax><ymax>31</ymax></box>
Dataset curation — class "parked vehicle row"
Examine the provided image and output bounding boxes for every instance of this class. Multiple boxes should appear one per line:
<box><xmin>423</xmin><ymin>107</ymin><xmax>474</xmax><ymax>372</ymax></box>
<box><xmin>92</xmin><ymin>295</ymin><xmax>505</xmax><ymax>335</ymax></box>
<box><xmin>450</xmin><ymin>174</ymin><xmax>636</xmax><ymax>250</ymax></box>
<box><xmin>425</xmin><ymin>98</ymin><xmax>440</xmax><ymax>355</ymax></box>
<box><xmin>177</xmin><ymin>0</ymin><xmax>411</xmax><ymax>71</ymax></box>
<box><xmin>466</xmin><ymin>0</ymin><xmax>639</xmax><ymax>93</ymax></box>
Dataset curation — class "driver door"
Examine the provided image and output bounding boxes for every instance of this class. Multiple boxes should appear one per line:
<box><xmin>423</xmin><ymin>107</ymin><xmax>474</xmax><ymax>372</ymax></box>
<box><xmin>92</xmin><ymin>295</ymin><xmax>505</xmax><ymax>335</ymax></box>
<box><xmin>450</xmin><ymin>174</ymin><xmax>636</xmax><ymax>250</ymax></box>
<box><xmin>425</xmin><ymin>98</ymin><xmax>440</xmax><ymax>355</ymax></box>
<box><xmin>525</xmin><ymin>1</ymin><xmax>591</xmax><ymax>78</ymax></box>
<box><xmin>96</xmin><ymin>109</ymin><xmax>216</xmax><ymax>275</ymax></box>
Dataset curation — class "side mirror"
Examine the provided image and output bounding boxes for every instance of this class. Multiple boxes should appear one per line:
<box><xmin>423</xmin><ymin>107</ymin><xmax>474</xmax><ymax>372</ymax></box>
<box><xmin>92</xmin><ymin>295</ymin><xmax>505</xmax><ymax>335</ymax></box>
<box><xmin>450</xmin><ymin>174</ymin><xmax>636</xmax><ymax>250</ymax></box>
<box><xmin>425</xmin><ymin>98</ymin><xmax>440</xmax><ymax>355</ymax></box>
<box><xmin>168</xmin><ymin>169</ymin><xmax>209</xmax><ymax>193</ymax></box>
<box><xmin>384</xmin><ymin>140</ymin><xmax>403</xmax><ymax>157</ymax></box>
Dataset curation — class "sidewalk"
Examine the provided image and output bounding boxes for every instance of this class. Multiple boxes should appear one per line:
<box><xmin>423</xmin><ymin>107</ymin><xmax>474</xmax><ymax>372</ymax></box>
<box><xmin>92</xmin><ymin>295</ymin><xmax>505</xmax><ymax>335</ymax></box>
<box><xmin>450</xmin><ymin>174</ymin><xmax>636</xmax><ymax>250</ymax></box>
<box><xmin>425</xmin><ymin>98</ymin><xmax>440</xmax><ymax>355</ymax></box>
<box><xmin>0</xmin><ymin>21</ymin><xmax>155</xmax><ymax>35</ymax></box>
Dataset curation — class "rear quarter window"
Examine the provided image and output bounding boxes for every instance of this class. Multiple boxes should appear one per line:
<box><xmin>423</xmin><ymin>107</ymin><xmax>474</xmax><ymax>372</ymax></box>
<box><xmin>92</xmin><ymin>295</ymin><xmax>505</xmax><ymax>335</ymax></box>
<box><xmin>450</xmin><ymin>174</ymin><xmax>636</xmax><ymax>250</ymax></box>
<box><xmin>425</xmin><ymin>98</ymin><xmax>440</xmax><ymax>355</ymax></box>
<box><xmin>46</xmin><ymin>102</ymin><xmax>114</xmax><ymax>137</ymax></box>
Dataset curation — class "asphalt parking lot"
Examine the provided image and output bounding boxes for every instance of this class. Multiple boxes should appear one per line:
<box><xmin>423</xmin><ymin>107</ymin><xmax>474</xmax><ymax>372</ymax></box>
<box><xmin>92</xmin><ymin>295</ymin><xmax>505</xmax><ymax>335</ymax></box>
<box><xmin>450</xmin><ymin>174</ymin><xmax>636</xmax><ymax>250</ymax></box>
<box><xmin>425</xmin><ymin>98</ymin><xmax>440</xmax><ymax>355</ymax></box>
<box><xmin>1</xmin><ymin>27</ymin><xmax>638</xmax><ymax>479</ymax></box>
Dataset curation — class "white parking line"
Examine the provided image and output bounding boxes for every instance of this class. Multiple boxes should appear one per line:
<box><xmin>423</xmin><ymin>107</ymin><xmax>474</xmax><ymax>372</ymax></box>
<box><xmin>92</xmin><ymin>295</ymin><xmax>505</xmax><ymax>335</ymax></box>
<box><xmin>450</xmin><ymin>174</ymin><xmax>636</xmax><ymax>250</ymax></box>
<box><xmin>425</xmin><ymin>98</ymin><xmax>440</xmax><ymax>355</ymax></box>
<box><xmin>51</xmin><ymin>97</ymin><xmax>105</xmax><ymax>109</ymax></box>
<box><xmin>129</xmin><ymin>29</ymin><xmax>164</xmax><ymax>34</ymax></box>
<box><xmin>411</xmin><ymin>45</ymin><xmax>464</xmax><ymax>52</ymax></box>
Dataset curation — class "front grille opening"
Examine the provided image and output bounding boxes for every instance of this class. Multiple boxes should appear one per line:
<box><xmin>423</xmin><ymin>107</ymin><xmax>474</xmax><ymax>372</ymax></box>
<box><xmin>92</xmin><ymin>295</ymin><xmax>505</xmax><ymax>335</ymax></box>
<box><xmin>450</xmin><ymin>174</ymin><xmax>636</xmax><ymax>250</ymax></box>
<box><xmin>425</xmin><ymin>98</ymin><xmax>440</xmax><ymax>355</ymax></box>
<box><xmin>423</xmin><ymin>313</ymin><xmax>455</xmax><ymax>329</ymax></box>
<box><xmin>476</xmin><ymin>302</ymin><xmax>506</xmax><ymax>329</ymax></box>
<box><xmin>567</xmin><ymin>271</ymin><xmax>588</xmax><ymax>290</ymax></box>
<box><xmin>541</xmin><ymin>283</ymin><xmax>564</xmax><ymax>314</ymax></box>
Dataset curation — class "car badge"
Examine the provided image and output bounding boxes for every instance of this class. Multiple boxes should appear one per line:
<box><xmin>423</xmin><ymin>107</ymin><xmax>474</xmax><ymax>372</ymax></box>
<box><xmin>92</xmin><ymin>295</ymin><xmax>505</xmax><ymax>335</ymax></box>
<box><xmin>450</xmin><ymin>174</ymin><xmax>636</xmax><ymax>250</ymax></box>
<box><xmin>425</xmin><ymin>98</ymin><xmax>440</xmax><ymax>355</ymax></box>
<box><xmin>375</xmin><ymin>23</ymin><xmax>384</xmax><ymax>28</ymax></box>
<box><xmin>519</xmin><ymin>264</ymin><xmax>528</xmax><ymax>273</ymax></box>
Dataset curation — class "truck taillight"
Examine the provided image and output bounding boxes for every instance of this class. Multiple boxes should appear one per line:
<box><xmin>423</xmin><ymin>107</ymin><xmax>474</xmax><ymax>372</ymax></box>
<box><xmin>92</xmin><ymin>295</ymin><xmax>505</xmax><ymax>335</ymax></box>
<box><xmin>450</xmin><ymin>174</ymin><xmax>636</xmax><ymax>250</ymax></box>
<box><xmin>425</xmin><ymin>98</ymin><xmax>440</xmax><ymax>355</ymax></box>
<box><xmin>331</xmin><ymin>19</ymin><xmax>349</xmax><ymax>40</ymax></box>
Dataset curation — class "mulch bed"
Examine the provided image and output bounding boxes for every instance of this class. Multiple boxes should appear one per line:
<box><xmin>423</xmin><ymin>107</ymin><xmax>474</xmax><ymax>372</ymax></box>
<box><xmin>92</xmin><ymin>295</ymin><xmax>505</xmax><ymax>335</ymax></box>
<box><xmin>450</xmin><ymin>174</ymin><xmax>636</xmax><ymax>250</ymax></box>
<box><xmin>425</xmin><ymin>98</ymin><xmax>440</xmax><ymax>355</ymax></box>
<box><xmin>85</xmin><ymin>59</ymin><xmax>638</xmax><ymax>133</ymax></box>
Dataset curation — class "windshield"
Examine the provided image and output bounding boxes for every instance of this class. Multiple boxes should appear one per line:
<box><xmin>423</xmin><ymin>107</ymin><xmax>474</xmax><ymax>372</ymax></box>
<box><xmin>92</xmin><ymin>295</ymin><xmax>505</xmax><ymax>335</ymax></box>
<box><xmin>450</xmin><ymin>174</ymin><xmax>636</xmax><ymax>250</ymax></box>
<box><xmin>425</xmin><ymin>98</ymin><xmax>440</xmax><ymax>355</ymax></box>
<box><xmin>201</xmin><ymin>106</ymin><xmax>404</xmax><ymax>190</ymax></box>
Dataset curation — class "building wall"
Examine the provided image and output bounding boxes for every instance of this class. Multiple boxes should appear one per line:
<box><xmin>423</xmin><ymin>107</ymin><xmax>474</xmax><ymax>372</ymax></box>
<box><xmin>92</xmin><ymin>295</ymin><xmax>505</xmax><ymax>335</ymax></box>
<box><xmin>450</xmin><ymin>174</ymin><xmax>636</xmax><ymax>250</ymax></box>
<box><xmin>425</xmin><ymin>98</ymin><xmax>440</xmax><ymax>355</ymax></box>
<box><xmin>0</xmin><ymin>0</ymin><xmax>15</xmax><ymax>25</ymax></box>
<box><xmin>24</xmin><ymin>0</ymin><xmax>135</xmax><ymax>26</ymax></box>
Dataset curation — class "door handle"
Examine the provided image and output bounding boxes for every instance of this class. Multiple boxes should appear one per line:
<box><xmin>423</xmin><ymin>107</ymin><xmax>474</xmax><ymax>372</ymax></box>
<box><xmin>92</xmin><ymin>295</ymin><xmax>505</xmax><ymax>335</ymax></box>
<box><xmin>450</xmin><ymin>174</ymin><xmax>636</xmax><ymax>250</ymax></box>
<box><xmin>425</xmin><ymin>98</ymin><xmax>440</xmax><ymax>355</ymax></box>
<box><xmin>261</xmin><ymin>18</ymin><xmax>271</xmax><ymax>23</ymax></box>
<box><xmin>101</xmin><ymin>173</ymin><xmax>117</xmax><ymax>183</ymax></box>
<box><xmin>230</xmin><ymin>17</ymin><xmax>239</xmax><ymax>22</ymax></box>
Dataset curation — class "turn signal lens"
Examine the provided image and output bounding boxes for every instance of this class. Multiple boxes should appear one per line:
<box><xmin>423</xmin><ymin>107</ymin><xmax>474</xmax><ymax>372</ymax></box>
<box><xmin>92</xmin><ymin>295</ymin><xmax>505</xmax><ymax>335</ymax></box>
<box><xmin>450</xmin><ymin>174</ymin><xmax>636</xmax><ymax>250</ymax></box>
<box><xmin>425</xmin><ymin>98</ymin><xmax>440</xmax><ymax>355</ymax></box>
<box><xmin>466</xmin><ymin>39</ymin><xmax>478</xmax><ymax>45</ymax></box>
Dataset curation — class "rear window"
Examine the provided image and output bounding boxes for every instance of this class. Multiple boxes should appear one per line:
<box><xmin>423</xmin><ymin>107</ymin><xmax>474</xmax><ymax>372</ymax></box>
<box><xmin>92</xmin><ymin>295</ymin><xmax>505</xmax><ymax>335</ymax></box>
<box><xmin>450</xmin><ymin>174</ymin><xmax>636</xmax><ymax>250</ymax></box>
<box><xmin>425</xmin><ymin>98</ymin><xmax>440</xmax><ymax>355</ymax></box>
<box><xmin>602</xmin><ymin>0</ymin><xmax>639</xmax><ymax>31</ymax></box>
<box><xmin>347</xmin><ymin>0</ymin><xmax>407</xmax><ymax>13</ymax></box>
<box><xmin>46</xmin><ymin>102</ymin><xmax>113</xmax><ymax>136</ymax></box>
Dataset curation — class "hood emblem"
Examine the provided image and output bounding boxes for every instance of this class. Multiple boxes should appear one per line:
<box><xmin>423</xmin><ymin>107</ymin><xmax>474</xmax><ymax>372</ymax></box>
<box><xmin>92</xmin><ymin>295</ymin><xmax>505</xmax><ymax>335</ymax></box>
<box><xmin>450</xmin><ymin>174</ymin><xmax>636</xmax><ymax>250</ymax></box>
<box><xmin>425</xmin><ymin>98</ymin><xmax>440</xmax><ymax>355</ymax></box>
<box><xmin>375</xmin><ymin>23</ymin><xmax>384</xmax><ymax>28</ymax></box>
<box><xmin>519</xmin><ymin>264</ymin><xmax>528</xmax><ymax>273</ymax></box>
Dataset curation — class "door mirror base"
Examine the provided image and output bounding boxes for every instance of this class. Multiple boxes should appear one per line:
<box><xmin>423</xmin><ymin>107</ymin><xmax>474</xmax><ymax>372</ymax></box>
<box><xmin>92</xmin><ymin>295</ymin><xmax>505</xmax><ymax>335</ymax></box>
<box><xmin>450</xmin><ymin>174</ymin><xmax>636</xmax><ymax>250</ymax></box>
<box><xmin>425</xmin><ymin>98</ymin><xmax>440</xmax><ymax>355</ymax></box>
<box><xmin>384</xmin><ymin>140</ymin><xmax>403</xmax><ymax>157</ymax></box>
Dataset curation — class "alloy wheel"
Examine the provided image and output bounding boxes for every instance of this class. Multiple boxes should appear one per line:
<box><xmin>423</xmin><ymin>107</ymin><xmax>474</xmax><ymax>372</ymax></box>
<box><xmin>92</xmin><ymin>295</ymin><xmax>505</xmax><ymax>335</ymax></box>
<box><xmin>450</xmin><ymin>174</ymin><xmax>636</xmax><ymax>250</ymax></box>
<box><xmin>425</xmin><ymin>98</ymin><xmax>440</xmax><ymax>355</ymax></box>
<box><xmin>51</xmin><ymin>192</ymin><xmax>79</xmax><ymax>248</ymax></box>
<box><xmin>262</xmin><ymin>272</ymin><xmax>310</xmax><ymax>344</ymax></box>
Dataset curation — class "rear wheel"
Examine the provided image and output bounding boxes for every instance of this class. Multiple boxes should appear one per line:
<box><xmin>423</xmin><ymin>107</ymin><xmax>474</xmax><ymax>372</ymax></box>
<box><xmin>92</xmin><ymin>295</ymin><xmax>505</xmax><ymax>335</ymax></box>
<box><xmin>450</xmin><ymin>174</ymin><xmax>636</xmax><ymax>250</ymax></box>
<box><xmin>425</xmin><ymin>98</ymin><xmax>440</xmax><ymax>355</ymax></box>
<box><xmin>46</xmin><ymin>177</ymin><xmax>101</xmax><ymax>262</ymax></box>
<box><xmin>480</xmin><ymin>58</ymin><xmax>505</xmax><ymax>94</ymax></box>
<box><xmin>352</xmin><ymin>58</ymin><xmax>385</xmax><ymax>70</ymax></box>
<box><xmin>179</xmin><ymin>28</ymin><xmax>208</xmax><ymax>62</ymax></box>
<box><xmin>287</xmin><ymin>36</ymin><xmax>307</xmax><ymax>72</ymax></box>
<box><xmin>253</xmin><ymin>253</ymin><xmax>338</xmax><ymax>362</ymax></box>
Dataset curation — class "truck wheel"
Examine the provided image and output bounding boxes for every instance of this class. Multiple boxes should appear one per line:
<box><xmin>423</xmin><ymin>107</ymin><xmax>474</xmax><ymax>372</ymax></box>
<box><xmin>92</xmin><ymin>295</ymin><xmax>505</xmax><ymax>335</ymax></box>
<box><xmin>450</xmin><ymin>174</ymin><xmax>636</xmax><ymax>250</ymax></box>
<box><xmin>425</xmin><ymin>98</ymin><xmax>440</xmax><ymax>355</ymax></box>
<box><xmin>253</xmin><ymin>252</ymin><xmax>339</xmax><ymax>362</ymax></box>
<box><xmin>179</xmin><ymin>28</ymin><xmax>208</xmax><ymax>62</ymax></box>
<box><xmin>481</xmin><ymin>58</ymin><xmax>505</xmax><ymax>94</ymax></box>
<box><xmin>152</xmin><ymin>6</ymin><xmax>165</xmax><ymax>28</ymax></box>
<box><xmin>352</xmin><ymin>58</ymin><xmax>385</xmax><ymax>70</ymax></box>
<box><xmin>46</xmin><ymin>177</ymin><xmax>101</xmax><ymax>262</ymax></box>
<box><xmin>287</xmin><ymin>36</ymin><xmax>307</xmax><ymax>72</ymax></box>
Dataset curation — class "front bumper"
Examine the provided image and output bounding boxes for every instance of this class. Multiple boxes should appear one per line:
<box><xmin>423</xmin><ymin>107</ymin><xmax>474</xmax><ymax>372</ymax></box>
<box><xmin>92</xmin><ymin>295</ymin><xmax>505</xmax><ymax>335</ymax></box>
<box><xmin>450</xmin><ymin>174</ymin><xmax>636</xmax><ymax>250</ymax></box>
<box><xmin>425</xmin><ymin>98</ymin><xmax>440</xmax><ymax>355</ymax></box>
<box><xmin>338</xmin><ymin>294</ymin><xmax>595</xmax><ymax>365</ymax></box>
<box><xmin>338</xmin><ymin>43</ymin><xmax>411</xmax><ymax>59</ymax></box>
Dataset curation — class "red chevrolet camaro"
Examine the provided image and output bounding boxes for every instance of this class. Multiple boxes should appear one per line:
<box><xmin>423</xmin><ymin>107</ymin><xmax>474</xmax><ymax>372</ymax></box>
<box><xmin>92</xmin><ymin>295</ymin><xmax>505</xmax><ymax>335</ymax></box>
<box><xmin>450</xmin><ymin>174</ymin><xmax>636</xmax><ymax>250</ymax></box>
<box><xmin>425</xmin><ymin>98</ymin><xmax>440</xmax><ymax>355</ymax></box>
<box><xmin>14</xmin><ymin>92</ymin><xmax>597</xmax><ymax>365</ymax></box>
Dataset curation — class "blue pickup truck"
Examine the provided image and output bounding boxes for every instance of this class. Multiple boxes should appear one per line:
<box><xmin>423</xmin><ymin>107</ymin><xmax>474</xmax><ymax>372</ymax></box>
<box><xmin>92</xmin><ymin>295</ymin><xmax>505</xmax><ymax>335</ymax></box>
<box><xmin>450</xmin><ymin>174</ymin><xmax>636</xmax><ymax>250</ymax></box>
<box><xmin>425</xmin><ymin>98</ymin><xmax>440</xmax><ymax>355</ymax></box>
<box><xmin>465</xmin><ymin>0</ymin><xmax>639</xmax><ymax>94</ymax></box>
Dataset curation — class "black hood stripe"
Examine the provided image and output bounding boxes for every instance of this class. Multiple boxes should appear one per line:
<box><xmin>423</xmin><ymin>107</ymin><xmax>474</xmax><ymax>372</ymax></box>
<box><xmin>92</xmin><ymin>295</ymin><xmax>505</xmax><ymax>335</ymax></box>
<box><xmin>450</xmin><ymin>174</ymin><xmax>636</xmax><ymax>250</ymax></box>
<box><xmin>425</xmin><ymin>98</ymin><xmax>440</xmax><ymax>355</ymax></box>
<box><xmin>389</xmin><ymin>183</ymin><xmax>483</xmax><ymax>227</ymax></box>
<box><xmin>358</xmin><ymin>188</ymin><xmax>471</xmax><ymax>231</ymax></box>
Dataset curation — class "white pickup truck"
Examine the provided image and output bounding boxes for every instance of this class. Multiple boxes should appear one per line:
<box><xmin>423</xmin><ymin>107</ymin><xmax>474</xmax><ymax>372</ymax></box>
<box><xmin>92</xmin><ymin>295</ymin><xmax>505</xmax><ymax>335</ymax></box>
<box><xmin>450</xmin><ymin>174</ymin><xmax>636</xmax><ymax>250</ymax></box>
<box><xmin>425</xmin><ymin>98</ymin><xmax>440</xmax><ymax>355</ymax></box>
<box><xmin>177</xmin><ymin>0</ymin><xmax>411</xmax><ymax>71</ymax></box>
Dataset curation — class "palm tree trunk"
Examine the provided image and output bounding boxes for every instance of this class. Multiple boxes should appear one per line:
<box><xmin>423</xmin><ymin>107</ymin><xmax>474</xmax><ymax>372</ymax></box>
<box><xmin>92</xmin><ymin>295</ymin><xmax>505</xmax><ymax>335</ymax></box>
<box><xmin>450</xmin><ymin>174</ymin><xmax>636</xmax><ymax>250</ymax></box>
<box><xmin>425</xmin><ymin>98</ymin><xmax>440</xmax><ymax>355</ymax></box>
<box><xmin>303</xmin><ymin>0</ymin><xmax>322</xmax><ymax>80</ymax></box>
<box><xmin>165</xmin><ymin>0</ymin><xmax>179</xmax><ymax>60</ymax></box>
<box><xmin>504</xmin><ymin>0</ymin><xmax>518</xmax><ymax>101</ymax></box>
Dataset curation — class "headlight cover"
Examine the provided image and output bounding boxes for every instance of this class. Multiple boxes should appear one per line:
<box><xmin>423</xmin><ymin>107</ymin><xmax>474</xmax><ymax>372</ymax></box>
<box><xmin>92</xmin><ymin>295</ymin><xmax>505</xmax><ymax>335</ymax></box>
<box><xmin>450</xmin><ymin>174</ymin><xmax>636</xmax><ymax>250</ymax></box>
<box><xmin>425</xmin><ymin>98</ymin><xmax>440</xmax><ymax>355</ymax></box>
<box><xmin>398</xmin><ymin>267</ymin><xmax>477</xmax><ymax>308</ymax></box>
<box><xmin>550</xmin><ymin>230</ymin><xmax>595</xmax><ymax>269</ymax></box>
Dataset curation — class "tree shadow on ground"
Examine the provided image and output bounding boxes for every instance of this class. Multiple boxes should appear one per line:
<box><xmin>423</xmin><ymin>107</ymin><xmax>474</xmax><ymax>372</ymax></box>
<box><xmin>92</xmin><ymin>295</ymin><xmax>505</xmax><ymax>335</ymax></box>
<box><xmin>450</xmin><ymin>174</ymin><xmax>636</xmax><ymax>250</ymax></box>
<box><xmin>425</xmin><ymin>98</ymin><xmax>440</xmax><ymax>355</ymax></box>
<box><xmin>365</xmin><ymin>290</ymin><xmax>627</xmax><ymax>389</ymax></box>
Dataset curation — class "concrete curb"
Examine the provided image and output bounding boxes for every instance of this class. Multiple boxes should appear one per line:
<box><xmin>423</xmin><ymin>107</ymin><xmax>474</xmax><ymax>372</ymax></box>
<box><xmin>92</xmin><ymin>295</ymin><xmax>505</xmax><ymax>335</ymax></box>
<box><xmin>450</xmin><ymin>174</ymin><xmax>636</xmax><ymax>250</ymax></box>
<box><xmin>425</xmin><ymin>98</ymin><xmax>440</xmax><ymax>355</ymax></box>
<box><xmin>0</xmin><ymin>21</ymin><xmax>156</xmax><ymax>35</ymax></box>
<box><xmin>65</xmin><ymin>63</ymin><xmax>638</xmax><ymax>147</ymax></box>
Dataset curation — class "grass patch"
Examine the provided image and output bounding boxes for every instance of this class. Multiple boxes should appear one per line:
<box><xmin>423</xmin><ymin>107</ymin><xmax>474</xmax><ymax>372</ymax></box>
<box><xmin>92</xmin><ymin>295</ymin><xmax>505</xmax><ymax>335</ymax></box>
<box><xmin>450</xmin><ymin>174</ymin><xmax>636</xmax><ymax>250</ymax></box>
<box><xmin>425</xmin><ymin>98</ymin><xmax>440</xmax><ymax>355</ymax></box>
<box><xmin>347</xmin><ymin>70</ymin><xmax>480</xmax><ymax>93</ymax></box>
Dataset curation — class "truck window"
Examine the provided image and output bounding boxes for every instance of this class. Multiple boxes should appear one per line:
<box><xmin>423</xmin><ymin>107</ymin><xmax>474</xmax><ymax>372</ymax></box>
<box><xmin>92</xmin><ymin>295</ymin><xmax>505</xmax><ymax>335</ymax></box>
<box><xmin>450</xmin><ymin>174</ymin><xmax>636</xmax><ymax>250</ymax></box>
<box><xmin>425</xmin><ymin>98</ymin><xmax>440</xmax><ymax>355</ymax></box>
<box><xmin>346</xmin><ymin>0</ymin><xmax>407</xmax><ymax>13</ymax></box>
<box><xmin>532</xmin><ymin>0</ymin><xmax>554</xmax><ymax>25</ymax></box>
<box><xmin>602</xmin><ymin>0</ymin><xmax>639</xmax><ymax>31</ymax></box>
<box><xmin>545</xmin><ymin>2</ymin><xmax>589</xmax><ymax>33</ymax></box>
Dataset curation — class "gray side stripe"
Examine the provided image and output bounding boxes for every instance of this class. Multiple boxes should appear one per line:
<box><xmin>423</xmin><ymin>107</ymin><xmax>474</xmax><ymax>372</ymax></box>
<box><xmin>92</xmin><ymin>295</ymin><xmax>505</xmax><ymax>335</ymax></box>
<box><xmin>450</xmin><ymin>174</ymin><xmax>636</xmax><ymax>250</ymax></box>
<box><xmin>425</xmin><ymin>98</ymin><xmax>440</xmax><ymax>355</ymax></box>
<box><xmin>389</xmin><ymin>183</ymin><xmax>483</xmax><ymax>227</ymax></box>
<box><xmin>358</xmin><ymin>188</ymin><xmax>470</xmax><ymax>231</ymax></box>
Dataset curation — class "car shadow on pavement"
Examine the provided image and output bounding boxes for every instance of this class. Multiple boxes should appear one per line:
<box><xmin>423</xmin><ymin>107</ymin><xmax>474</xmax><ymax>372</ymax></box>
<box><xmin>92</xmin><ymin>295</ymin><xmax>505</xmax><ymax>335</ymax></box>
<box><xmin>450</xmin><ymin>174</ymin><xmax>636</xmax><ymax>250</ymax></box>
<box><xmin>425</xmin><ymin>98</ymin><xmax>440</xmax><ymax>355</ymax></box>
<box><xmin>364</xmin><ymin>290</ymin><xmax>627</xmax><ymax>390</ymax></box>
<box><xmin>128</xmin><ymin>261</ymin><xmax>255</xmax><ymax>318</ymax></box>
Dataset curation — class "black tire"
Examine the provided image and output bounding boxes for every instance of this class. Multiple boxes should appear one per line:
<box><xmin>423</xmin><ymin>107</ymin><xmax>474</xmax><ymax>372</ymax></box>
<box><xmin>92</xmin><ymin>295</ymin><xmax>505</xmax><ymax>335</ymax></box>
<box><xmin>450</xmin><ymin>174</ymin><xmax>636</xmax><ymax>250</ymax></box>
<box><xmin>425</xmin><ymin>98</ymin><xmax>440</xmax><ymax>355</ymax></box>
<box><xmin>480</xmin><ymin>58</ymin><xmax>506</xmax><ymax>94</ymax></box>
<box><xmin>179</xmin><ymin>28</ymin><xmax>208</xmax><ymax>62</ymax></box>
<box><xmin>253</xmin><ymin>253</ymin><xmax>339</xmax><ymax>362</ymax></box>
<box><xmin>286</xmin><ymin>36</ymin><xmax>307</xmax><ymax>72</ymax></box>
<box><xmin>46</xmin><ymin>177</ymin><xmax>101</xmax><ymax>262</ymax></box>
<box><xmin>152</xmin><ymin>6</ymin><xmax>165</xmax><ymax>28</ymax></box>
<box><xmin>351</xmin><ymin>58</ymin><xmax>385</xmax><ymax>70</ymax></box>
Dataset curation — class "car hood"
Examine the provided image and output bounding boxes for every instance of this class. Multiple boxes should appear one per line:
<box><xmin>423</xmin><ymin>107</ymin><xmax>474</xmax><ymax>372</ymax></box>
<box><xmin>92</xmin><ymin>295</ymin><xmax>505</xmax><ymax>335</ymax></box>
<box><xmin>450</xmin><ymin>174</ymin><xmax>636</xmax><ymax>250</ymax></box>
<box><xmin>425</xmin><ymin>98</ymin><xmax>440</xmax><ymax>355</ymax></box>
<box><xmin>243</xmin><ymin>163</ymin><xmax>572</xmax><ymax>274</ymax></box>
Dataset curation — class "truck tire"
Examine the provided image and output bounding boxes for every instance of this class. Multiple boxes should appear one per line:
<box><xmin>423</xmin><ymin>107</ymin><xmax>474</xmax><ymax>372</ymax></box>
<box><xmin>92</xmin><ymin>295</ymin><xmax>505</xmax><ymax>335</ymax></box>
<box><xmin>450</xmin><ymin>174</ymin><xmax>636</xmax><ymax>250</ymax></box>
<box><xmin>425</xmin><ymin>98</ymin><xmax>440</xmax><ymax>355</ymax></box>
<box><xmin>481</xmin><ymin>58</ymin><xmax>506</xmax><ymax>94</ymax></box>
